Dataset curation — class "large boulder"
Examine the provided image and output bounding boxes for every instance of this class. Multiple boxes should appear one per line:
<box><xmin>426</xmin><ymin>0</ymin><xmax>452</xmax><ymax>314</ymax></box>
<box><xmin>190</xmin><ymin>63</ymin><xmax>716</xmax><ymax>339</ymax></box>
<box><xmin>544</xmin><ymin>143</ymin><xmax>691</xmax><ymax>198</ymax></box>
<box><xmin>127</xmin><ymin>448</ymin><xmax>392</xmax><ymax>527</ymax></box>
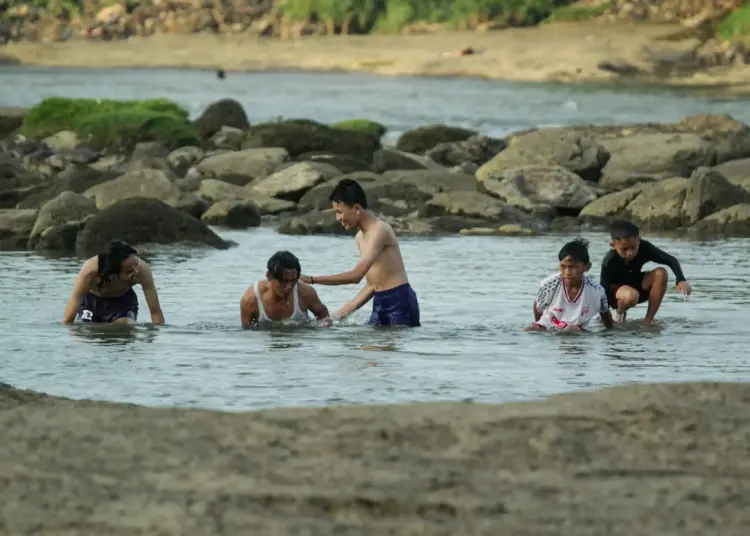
<box><xmin>711</xmin><ymin>158</ymin><xmax>750</xmax><ymax>194</ymax></box>
<box><xmin>0</xmin><ymin>107</ymin><xmax>26</xmax><ymax>139</ymax></box>
<box><xmin>248</xmin><ymin>161</ymin><xmax>342</xmax><ymax>202</ymax></box>
<box><xmin>478</xmin><ymin>165</ymin><xmax>598</xmax><ymax>215</ymax></box>
<box><xmin>193</xmin><ymin>98</ymin><xmax>250</xmax><ymax>140</ymax></box>
<box><xmin>242</xmin><ymin>119</ymin><xmax>381</xmax><ymax>162</ymax></box>
<box><xmin>29</xmin><ymin>191</ymin><xmax>97</xmax><ymax>247</ymax></box>
<box><xmin>624</xmin><ymin>178</ymin><xmax>690</xmax><ymax>230</ymax></box>
<box><xmin>395</xmin><ymin>124</ymin><xmax>477</xmax><ymax>154</ymax></box>
<box><xmin>0</xmin><ymin>209</ymin><xmax>37</xmax><ymax>250</ymax></box>
<box><xmin>682</xmin><ymin>167</ymin><xmax>750</xmax><ymax>226</ymax></box>
<box><xmin>689</xmin><ymin>204</ymin><xmax>750</xmax><ymax>237</ymax></box>
<box><xmin>371</xmin><ymin>148</ymin><xmax>437</xmax><ymax>173</ymax></box>
<box><xmin>293</xmin><ymin>151</ymin><xmax>371</xmax><ymax>173</ymax></box>
<box><xmin>195</xmin><ymin>148</ymin><xmax>289</xmax><ymax>186</ymax></box>
<box><xmin>598</xmin><ymin>133</ymin><xmax>716</xmax><ymax>189</ymax></box>
<box><xmin>200</xmin><ymin>200</ymin><xmax>261</xmax><ymax>229</ymax></box>
<box><xmin>83</xmin><ymin>169</ymin><xmax>181</xmax><ymax>210</ymax></box>
<box><xmin>16</xmin><ymin>164</ymin><xmax>119</xmax><ymax>209</ymax></box>
<box><xmin>167</xmin><ymin>146</ymin><xmax>204</xmax><ymax>177</ymax></box>
<box><xmin>198</xmin><ymin>179</ymin><xmax>296</xmax><ymax>214</ymax></box>
<box><xmin>277</xmin><ymin>209</ymin><xmax>352</xmax><ymax>236</ymax></box>
<box><xmin>418</xmin><ymin>191</ymin><xmax>543</xmax><ymax>229</ymax></box>
<box><xmin>476</xmin><ymin>128</ymin><xmax>610</xmax><ymax>182</ymax></box>
<box><xmin>425</xmin><ymin>135</ymin><xmax>508</xmax><ymax>169</ymax></box>
<box><xmin>578</xmin><ymin>185</ymin><xmax>646</xmax><ymax>221</ymax></box>
<box><xmin>75</xmin><ymin>197</ymin><xmax>233</xmax><ymax>257</ymax></box>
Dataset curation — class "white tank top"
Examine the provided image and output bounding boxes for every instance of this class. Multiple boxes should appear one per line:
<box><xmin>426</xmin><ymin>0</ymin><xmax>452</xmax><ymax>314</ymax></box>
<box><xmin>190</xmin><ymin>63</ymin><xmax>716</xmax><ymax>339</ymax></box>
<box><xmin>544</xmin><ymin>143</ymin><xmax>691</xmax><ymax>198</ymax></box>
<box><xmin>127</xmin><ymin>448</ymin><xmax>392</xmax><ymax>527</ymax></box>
<box><xmin>253</xmin><ymin>281</ymin><xmax>310</xmax><ymax>324</ymax></box>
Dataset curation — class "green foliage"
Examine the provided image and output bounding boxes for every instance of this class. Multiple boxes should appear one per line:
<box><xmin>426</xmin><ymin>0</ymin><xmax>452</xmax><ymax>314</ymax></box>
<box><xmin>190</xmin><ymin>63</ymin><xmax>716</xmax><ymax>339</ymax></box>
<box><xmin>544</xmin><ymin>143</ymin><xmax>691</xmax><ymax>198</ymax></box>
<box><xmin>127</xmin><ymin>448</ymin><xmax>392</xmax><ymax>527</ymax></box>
<box><xmin>331</xmin><ymin>119</ymin><xmax>387</xmax><ymax>139</ymax></box>
<box><xmin>717</xmin><ymin>2</ymin><xmax>750</xmax><ymax>40</ymax></box>
<box><xmin>21</xmin><ymin>97</ymin><xmax>196</xmax><ymax>152</ymax></box>
<box><xmin>545</xmin><ymin>0</ymin><xmax>611</xmax><ymax>23</ymax></box>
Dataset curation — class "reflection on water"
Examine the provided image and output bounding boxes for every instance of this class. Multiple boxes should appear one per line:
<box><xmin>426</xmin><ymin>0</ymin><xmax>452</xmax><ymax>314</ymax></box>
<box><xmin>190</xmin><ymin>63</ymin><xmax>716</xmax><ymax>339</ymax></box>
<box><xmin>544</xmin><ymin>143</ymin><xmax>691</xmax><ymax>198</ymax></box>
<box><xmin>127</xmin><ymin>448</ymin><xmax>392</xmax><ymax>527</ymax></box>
<box><xmin>67</xmin><ymin>324</ymin><xmax>161</xmax><ymax>347</ymax></box>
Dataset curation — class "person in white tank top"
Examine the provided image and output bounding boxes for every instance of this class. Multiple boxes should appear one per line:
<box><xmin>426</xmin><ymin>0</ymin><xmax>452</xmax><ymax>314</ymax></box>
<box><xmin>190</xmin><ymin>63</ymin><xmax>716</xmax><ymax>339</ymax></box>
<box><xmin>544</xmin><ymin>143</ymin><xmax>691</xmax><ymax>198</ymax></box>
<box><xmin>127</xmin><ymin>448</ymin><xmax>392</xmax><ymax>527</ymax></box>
<box><xmin>240</xmin><ymin>251</ymin><xmax>330</xmax><ymax>328</ymax></box>
<box><xmin>524</xmin><ymin>237</ymin><xmax>614</xmax><ymax>332</ymax></box>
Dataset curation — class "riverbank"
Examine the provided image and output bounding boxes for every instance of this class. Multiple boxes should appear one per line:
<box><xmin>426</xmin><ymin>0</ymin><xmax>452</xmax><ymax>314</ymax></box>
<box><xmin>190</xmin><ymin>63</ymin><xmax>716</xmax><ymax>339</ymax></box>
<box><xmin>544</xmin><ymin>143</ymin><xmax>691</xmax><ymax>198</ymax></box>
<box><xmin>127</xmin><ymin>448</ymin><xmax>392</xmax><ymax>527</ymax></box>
<box><xmin>1</xmin><ymin>380</ymin><xmax>748</xmax><ymax>534</ymax></box>
<box><xmin>3</xmin><ymin>22</ymin><xmax>750</xmax><ymax>96</ymax></box>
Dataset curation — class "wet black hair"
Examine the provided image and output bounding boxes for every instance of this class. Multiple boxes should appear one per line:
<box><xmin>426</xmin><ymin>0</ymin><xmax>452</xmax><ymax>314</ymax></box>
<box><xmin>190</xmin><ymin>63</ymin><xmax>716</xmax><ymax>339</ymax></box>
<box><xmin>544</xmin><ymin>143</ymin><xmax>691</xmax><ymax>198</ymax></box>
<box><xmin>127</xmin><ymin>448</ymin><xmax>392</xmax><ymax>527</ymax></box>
<box><xmin>97</xmin><ymin>240</ymin><xmax>137</xmax><ymax>288</ymax></box>
<box><xmin>558</xmin><ymin>237</ymin><xmax>590</xmax><ymax>264</ymax></box>
<box><xmin>329</xmin><ymin>178</ymin><xmax>368</xmax><ymax>209</ymax></box>
<box><xmin>267</xmin><ymin>250</ymin><xmax>301</xmax><ymax>280</ymax></box>
<box><xmin>610</xmin><ymin>219</ymin><xmax>640</xmax><ymax>241</ymax></box>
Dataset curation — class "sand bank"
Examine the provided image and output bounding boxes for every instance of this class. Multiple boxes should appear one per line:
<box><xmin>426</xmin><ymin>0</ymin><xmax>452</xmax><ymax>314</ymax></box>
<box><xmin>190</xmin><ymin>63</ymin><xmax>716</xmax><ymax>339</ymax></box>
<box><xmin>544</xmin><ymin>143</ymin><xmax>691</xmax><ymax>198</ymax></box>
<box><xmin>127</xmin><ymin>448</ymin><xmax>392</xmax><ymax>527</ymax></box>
<box><xmin>1</xmin><ymin>380</ymin><xmax>748</xmax><ymax>534</ymax></box>
<box><xmin>3</xmin><ymin>22</ymin><xmax>750</xmax><ymax>96</ymax></box>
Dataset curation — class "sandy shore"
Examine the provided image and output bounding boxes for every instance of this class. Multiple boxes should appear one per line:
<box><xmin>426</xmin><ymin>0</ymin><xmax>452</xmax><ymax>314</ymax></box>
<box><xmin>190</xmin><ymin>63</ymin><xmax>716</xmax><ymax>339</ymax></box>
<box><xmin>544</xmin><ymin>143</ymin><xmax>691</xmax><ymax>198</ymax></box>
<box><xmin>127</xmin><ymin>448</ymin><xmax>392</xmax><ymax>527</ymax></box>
<box><xmin>4</xmin><ymin>22</ymin><xmax>750</xmax><ymax>96</ymax></box>
<box><xmin>1</xmin><ymin>380</ymin><xmax>748</xmax><ymax>535</ymax></box>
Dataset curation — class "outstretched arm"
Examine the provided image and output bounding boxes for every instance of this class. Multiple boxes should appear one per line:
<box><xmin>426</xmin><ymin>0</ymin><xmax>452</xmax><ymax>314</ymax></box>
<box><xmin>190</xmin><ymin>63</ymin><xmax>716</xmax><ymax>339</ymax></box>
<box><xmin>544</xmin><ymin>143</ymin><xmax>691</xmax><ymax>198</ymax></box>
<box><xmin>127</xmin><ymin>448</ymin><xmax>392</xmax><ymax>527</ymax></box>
<box><xmin>299</xmin><ymin>283</ymin><xmax>330</xmax><ymax>320</ymax></box>
<box><xmin>138</xmin><ymin>261</ymin><xmax>165</xmax><ymax>324</ymax></box>
<box><xmin>62</xmin><ymin>263</ymin><xmax>94</xmax><ymax>324</ymax></box>
<box><xmin>304</xmin><ymin>226</ymin><xmax>388</xmax><ymax>286</ymax></box>
<box><xmin>335</xmin><ymin>284</ymin><xmax>375</xmax><ymax>320</ymax></box>
<box><xmin>240</xmin><ymin>287</ymin><xmax>259</xmax><ymax>329</ymax></box>
<box><xmin>641</xmin><ymin>241</ymin><xmax>687</xmax><ymax>283</ymax></box>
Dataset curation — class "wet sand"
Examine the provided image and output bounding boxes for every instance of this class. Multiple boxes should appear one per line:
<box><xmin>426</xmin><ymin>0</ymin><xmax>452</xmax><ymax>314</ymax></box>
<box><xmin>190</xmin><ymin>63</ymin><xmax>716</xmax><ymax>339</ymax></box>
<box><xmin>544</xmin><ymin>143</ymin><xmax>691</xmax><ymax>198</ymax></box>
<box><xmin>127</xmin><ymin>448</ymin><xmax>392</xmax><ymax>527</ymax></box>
<box><xmin>3</xmin><ymin>22</ymin><xmax>750</xmax><ymax>96</ymax></box>
<box><xmin>1</xmin><ymin>380</ymin><xmax>748</xmax><ymax>535</ymax></box>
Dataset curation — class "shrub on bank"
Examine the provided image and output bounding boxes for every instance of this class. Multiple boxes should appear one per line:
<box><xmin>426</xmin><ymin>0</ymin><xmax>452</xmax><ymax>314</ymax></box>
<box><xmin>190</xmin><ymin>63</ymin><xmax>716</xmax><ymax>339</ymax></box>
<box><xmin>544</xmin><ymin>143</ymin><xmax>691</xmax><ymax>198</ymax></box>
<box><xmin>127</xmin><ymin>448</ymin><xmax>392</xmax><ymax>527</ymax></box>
<box><xmin>20</xmin><ymin>97</ymin><xmax>198</xmax><ymax>152</ymax></box>
<box><xmin>718</xmin><ymin>3</ymin><xmax>750</xmax><ymax>41</ymax></box>
<box><xmin>280</xmin><ymin>0</ymin><xmax>578</xmax><ymax>33</ymax></box>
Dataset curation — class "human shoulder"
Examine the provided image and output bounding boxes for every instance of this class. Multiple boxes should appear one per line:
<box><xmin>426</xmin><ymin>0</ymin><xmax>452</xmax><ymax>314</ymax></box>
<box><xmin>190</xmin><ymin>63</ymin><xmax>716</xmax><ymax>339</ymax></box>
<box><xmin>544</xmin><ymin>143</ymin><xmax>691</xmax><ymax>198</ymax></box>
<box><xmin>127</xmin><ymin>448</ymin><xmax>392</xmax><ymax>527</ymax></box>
<box><xmin>538</xmin><ymin>273</ymin><xmax>562</xmax><ymax>288</ymax></box>
<box><xmin>297</xmin><ymin>281</ymin><xmax>319</xmax><ymax>302</ymax></box>
<box><xmin>601</xmin><ymin>248</ymin><xmax>618</xmax><ymax>266</ymax></box>
<box><xmin>240</xmin><ymin>282</ymin><xmax>260</xmax><ymax>308</ymax></box>
<box><xmin>584</xmin><ymin>275</ymin><xmax>606</xmax><ymax>295</ymax></box>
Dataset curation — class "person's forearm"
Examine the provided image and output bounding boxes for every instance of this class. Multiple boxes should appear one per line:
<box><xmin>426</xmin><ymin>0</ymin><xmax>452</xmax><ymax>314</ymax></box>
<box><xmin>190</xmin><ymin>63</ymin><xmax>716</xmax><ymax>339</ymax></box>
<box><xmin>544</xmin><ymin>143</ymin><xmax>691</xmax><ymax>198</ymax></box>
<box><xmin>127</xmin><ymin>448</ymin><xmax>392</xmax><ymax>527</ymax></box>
<box><xmin>336</xmin><ymin>285</ymin><xmax>375</xmax><ymax>318</ymax></box>
<box><xmin>313</xmin><ymin>271</ymin><xmax>361</xmax><ymax>286</ymax></box>
<box><xmin>150</xmin><ymin>310</ymin><xmax>165</xmax><ymax>324</ymax></box>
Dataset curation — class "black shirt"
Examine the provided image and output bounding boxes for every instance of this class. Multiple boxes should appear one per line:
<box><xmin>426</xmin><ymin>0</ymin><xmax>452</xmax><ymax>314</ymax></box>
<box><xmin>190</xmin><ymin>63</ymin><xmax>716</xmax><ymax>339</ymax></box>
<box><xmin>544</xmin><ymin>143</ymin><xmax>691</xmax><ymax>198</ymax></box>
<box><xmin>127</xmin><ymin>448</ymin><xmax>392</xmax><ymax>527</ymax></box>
<box><xmin>600</xmin><ymin>239</ymin><xmax>687</xmax><ymax>293</ymax></box>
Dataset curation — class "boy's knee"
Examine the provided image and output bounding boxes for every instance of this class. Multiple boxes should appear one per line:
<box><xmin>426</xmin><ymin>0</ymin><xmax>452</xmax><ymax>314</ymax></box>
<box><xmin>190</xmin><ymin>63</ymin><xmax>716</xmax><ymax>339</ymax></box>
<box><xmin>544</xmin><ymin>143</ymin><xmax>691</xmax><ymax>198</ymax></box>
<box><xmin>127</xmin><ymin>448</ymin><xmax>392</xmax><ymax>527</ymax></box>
<box><xmin>616</xmin><ymin>286</ymin><xmax>639</xmax><ymax>307</ymax></box>
<box><xmin>652</xmin><ymin>267</ymin><xmax>668</xmax><ymax>282</ymax></box>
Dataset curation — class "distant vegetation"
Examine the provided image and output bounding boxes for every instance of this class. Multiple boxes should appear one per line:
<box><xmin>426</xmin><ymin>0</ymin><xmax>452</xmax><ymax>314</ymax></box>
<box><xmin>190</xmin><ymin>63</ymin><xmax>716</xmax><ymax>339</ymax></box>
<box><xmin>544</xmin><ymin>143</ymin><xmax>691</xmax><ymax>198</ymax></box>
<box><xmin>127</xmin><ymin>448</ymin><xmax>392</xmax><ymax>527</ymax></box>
<box><xmin>717</xmin><ymin>3</ymin><xmax>750</xmax><ymax>41</ymax></box>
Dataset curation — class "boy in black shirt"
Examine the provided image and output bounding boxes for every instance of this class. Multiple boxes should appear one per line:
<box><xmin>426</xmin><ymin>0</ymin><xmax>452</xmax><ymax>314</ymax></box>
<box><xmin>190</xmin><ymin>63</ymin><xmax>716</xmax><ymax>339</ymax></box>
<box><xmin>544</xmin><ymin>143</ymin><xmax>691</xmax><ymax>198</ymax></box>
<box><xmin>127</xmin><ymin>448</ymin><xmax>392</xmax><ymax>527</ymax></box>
<box><xmin>600</xmin><ymin>220</ymin><xmax>692</xmax><ymax>323</ymax></box>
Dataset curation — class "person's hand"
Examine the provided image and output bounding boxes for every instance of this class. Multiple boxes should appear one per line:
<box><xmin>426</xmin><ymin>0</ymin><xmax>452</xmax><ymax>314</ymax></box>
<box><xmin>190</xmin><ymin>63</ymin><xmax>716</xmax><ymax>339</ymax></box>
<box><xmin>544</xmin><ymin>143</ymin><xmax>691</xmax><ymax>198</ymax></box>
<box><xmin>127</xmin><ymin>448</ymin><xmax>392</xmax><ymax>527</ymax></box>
<box><xmin>677</xmin><ymin>281</ymin><xmax>692</xmax><ymax>296</ymax></box>
<box><xmin>299</xmin><ymin>274</ymin><xmax>312</xmax><ymax>284</ymax></box>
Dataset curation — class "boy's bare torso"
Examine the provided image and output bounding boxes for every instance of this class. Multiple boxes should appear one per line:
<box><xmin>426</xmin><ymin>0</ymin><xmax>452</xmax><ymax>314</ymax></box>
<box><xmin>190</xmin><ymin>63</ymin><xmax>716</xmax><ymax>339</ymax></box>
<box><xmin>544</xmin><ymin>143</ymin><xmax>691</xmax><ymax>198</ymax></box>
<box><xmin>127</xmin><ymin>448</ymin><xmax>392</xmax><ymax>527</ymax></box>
<box><xmin>357</xmin><ymin>220</ymin><xmax>408</xmax><ymax>292</ymax></box>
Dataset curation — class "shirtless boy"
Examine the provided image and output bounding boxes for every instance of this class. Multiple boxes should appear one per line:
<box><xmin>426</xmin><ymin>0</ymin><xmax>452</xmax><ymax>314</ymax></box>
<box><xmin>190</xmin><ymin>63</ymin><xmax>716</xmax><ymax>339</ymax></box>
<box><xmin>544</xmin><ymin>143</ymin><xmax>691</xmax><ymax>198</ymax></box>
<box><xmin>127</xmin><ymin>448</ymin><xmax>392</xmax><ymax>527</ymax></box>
<box><xmin>240</xmin><ymin>250</ymin><xmax>330</xmax><ymax>328</ymax></box>
<box><xmin>525</xmin><ymin>237</ymin><xmax>613</xmax><ymax>332</ymax></box>
<box><xmin>299</xmin><ymin>178</ymin><xmax>421</xmax><ymax>327</ymax></box>
<box><xmin>600</xmin><ymin>219</ymin><xmax>692</xmax><ymax>323</ymax></box>
<box><xmin>62</xmin><ymin>240</ymin><xmax>165</xmax><ymax>325</ymax></box>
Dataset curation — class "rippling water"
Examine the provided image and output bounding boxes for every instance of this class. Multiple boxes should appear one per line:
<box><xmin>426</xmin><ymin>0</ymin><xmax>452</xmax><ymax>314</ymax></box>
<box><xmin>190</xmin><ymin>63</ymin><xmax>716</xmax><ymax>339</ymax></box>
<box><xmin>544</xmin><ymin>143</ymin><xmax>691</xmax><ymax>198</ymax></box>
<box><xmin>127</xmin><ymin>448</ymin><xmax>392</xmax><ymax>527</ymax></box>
<box><xmin>1</xmin><ymin>67</ymin><xmax>750</xmax><ymax>410</ymax></box>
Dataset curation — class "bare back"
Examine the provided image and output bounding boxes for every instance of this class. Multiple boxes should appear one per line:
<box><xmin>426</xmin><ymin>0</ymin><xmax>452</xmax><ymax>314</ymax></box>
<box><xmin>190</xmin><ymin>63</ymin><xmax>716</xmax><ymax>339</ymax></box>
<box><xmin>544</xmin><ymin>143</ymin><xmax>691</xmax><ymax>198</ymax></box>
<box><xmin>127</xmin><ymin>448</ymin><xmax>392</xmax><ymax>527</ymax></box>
<box><xmin>357</xmin><ymin>219</ymin><xmax>408</xmax><ymax>292</ymax></box>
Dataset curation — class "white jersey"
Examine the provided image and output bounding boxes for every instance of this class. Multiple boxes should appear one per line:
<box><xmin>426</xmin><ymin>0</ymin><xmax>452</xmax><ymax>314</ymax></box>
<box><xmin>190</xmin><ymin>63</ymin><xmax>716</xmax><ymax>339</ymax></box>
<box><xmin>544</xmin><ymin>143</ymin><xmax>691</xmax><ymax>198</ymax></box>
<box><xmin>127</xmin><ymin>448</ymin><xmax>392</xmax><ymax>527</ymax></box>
<box><xmin>534</xmin><ymin>274</ymin><xmax>608</xmax><ymax>329</ymax></box>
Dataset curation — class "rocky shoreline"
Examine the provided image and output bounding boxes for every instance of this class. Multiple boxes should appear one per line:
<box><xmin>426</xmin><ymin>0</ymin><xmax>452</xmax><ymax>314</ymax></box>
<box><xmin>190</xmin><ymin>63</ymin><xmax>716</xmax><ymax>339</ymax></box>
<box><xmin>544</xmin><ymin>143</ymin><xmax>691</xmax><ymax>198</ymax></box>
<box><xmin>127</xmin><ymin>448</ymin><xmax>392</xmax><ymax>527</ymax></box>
<box><xmin>1</xmin><ymin>379</ymin><xmax>749</xmax><ymax>534</ymax></box>
<box><xmin>2</xmin><ymin>96</ymin><xmax>750</xmax><ymax>255</ymax></box>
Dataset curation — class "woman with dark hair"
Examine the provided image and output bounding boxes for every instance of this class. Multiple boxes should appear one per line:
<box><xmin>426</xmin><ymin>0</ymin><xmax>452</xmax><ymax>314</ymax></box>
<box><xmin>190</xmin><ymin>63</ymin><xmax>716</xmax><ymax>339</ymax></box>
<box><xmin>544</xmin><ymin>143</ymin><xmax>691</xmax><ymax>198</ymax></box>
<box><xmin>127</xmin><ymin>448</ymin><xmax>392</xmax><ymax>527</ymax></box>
<box><xmin>61</xmin><ymin>240</ymin><xmax>165</xmax><ymax>325</ymax></box>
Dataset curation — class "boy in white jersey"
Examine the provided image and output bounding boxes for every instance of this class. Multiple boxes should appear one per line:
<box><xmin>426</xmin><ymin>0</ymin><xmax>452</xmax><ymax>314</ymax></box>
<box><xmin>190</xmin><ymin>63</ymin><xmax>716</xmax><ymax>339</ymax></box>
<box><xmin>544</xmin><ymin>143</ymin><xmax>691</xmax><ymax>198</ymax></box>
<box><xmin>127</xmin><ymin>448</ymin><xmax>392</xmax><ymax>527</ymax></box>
<box><xmin>524</xmin><ymin>237</ymin><xmax>614</xmax><ymax>332</ymax></box>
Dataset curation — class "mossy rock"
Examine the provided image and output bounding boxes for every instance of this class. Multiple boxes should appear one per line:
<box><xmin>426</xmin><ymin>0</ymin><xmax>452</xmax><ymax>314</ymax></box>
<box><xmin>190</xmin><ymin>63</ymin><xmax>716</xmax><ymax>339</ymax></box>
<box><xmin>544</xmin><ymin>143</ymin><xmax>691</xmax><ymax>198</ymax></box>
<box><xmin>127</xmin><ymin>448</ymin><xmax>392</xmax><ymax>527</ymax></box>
<box><xmin>20</xmin><ymin>97</ymin><xmax>197</xmax><ymax>152</ymax></box>
<box><xmin>395</xmin><ymin>124</ymin><xmax>477</xmax><ymax>154</ymax></box>
<box><xmin>331</xmin><ymin>119</ymin><xmax>387</xmax><ymax>139</ymax></box>
<box><xmin>243</xmin><ymin>119</ymin><xmax>381</xmax><ymax>162</ymax></box>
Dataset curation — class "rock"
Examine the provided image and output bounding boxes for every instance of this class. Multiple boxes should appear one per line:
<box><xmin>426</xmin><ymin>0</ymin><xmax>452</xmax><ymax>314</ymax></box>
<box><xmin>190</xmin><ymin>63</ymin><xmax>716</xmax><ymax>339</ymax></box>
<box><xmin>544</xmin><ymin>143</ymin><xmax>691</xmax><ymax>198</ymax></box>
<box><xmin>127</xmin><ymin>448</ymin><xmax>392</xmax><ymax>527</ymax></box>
<box><xmin>0</xmin><ymin>209</ymin><xmax>38</xmax><ymax>250</ymax></box>
<box><xmin>196</xmin><ymin>148</ymin><xmax>290</xmax><ymax>186</ymax></box>
<box><xmin>477</xmin><ymin>129</ymin><xmax>609</xmax><ymax>182</ymax></box>
<box><xmin>459</xmin><ymin>224</ymin><xmax>538</xmax><ymax>237</ymax></box>
<box><xmin>200</xmin><ymin>200</ymin><xmax>262</xmax><ymax>229</ymax></box>
<box><xmin>277</xmin><ymin>209</ymin><xmax>351</xmax><ymax>236</ymax></box>
<box><xmin>248</xmin><ymin>162</ymin><xmax>342</xmax><ymax>202</ymax></box>
<box><xmin>35</xmin><ymin>218</ymin><xmax>91</xmax><ymax>253</ymax></box>
<box><xmin>0</xmin><ymin>107</ymin><xmax>25</xmax><ymax>139</ymax></box>
<box><xmin>711</xmin><ymin>158</ymin><xmax>750</xmax><ymax>194</ymax></box>
<box><xmin>242</xmin><ymin>119</ymin><xmax>380</xmax><ymax>162</ymax></box>
<box><xmin>578</xmin><ymin>185</ymin><xmax>646</xmax><ymax>221</ymax></box>
<box><xmin>16</xmin><ymin>164</ymin><xmax>118</xmax><ymax>209</ymax></box>
<box><xmin>75</xmin><ymin>197</ymin><xmax>233</xmax><ymax>257</ymax></box>
<box><xmin>46</xmin><ymin>148</ymin><xmax>100</xmax><ymax>169</ymax></box>
<box><xmin>672</xmin><ymin>113</ymin><xmax>750</xmax><ymax>164</ymax></box>
<box><xmin>418</xmin><ymin>191</ymin><xmax>543</xmax><ymax>229</ymax></box>
<box><xmin>83</xmin><ymin>169</ymin><xmax>181</xmax><ymax>210</ymax></box>
<box><xmin>395</xmin><ymin>124</ymin><xmax>477</xmax><ymax>154</ymax></box>
<box><xmin>293</xmin><ymin>152</ymin><xmax>372</xmax><ymax>173</ymax></box>
<box><xmin>210</xmin><ymin>126</ymin><xmax>245</xmax><ymax>150</ymax></box>
<box><xmin>29</xmin><ymin>191</ymin><xmax>97</xmax><ymax>247</ymax></box>
<box><xmin>689</xmin><ymin>204</ymin><xmax>750</xmax><ymax>237</ymax></box>
<box><xmin>682</xmin><ymin>167</ymin><xmax>750</xmax><ymax>226</ymax></box>
<box><xmin>198</xmin><ymin>179</ymin><xmax>296</xmax><ymax>215</ymax></box>
<box><xmin>426</xmin><ymin>135</ymin><xmax>508</xmax><ymax>168</ymax></box>
<box><xmin>478</xmin><ymin>165</ymin><xmax>598</xmax><ymax>215</ymax></box>
<box><xmin>371</xmin><ymin>148</ymin><xmax>435</xmax><ymax>173</ymax></box>
<box><xmin>130</xmin><ymin>141</ymin><xmax>171</xmax><ymax>161</ymax></box>
<box><xmin>42</xmin><ymin>130</ymin><xmax>79</xmax><ymax>151</ymax></box>
<box><xmin>176</xmin><ymin>193</ymin><xmax>210</xmax><ymax>220</ymax></box>
<box><xmin>167</xmin><ymin>146</ymin><xmax>204</xmax><ymax>177</ymax></box>
<box><xmin>381</xmin><ymin>169</ymin><xmax>478</xmax><ymax>197</ymax></box>
<box><xmin>598</xmin><ymin>133</ymin><xmax>716</xmax><ymax>189</ymax></box>
<box><xmin>625</xmin><ymin>178</ymin><xmax>690</xmax><ymax>230</ymax></box>
<box><xmin>194</xmin><ymin>98</ymin><xmax>251</xmax><ymax>140</ymax></box>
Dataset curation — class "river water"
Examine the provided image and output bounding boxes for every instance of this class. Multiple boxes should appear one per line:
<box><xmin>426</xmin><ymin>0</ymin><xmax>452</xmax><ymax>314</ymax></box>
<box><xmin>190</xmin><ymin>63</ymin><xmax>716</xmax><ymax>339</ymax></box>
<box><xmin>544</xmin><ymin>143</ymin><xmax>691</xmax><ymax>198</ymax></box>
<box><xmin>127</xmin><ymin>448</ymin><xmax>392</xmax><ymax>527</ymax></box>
<box><xmin>1</xmin><ymin>66</ymin><xmax>750</xmax><ymax>411</ymax></box>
